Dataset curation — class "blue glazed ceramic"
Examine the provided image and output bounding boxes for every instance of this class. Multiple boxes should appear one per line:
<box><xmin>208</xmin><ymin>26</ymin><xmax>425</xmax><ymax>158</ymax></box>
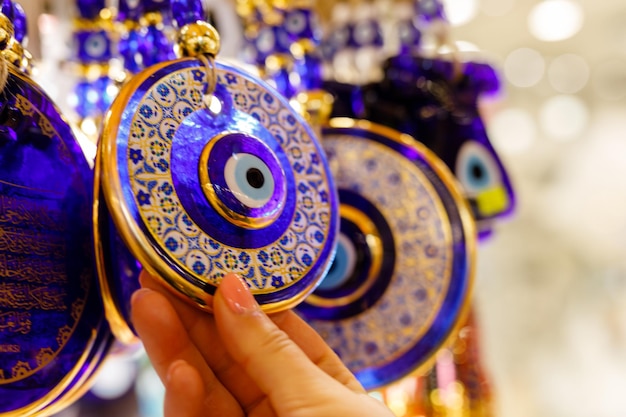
<box><xmin>0</xmin><ymin>66</ymin><xmax>111</xmax><ymax>415</ymax></box>
<box><xmin>297</xmin><ymin>118</ymin><xmax>475</xmax><ymax>390</ymax></box>
<box><xmin>98</xmin><ymin>58</ymin><xmax>339</xmax><ymax>314</ymax></box>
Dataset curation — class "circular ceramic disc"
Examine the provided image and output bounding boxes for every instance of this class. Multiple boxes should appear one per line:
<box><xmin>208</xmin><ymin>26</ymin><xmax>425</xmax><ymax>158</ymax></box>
<box><xmin>0</xmin><ymin>67</ymin><xmax>110</xmax><ymax>415</ymax></box>
<box><xmin>297</xmin><ymin>118</ymin><xmax>475</xmax><ymax>390</ymax></box>
<box><xmin>99</xmin><ymin>58</ymin><xmax>338</xmax><ymax>312</ymax></box>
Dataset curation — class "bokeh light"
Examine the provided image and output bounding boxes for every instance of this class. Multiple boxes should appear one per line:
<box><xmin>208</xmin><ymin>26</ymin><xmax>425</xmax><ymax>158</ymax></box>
<box><xmin>90</xmin><ymin>356</ymin><xmax>138</xmax><ymax>400</ymax></box>
<box><xmin>548</xmin><ymin>54</ymin><xmax>590</xmax><ymax>94</ymax></box>
<box><xmin>539</xmin><ymin>95</ymin><xmax>589</xmax><ymax>141</ymax></box>
<box><xmin>488</xmin><ymin>107</ymin><xmax>537</xmax><ymax>155</ymax></box>
<box><xmin>528</xmin><ymin>0</ymin><xmax>584</xmax><ymax>42</ymax></box>
<box><xmin>504</xmin><ymin>47</ymin><xmax>545</xmax><ymax>88</ymax></box>
<box><xmin>442</xmin><ymin>0</ymin><xmax>478</xmax><ymax>26</ymax></box>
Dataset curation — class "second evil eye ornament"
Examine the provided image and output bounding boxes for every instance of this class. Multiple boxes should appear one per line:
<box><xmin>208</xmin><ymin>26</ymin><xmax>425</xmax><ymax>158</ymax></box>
<box><xmin>96</xmin><ymin>11</ymin><xmax>338</xmax><ymax>315</ymax></box>
<box><xmin>297</xmin><ymin>118</ymin><xmax>475</xmax><ymax>391</ymax></box>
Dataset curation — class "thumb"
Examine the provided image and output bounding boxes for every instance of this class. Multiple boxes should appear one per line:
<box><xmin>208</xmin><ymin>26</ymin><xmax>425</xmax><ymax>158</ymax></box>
<box><xmin>213</xmin><ymin>273</ymin><xmax>340</xmax><ymax>410</ymax></box>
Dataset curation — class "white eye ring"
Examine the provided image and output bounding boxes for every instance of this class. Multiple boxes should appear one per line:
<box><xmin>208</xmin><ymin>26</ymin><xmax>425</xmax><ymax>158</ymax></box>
<box><xmin>286</xmin><ymin>11</ymin><xmax>307</xmax><ymax>35</ymax></box>
<box><xmin>224</xmin><ymin>153</ymin><xmax>275</xmax><ymax>208</ymax></box>
<box><xmin>455</xmin><ymin>141</ymin><xmax>501</xmax><ymax>196</ymax></box>
<box><xmin>257</xmin><ymin>28</ymin><xmax>276</xmax><ymax>54</ymax></box>
<box><xmin>85</xmin><ymin>33</ymin><xmax>107</xmax><ymax>58</ymax></box>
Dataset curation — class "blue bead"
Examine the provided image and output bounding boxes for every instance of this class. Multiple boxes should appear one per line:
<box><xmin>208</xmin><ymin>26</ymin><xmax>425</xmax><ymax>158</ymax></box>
<box><xmin>144</xmin><ymin>0</ymin><xmax>170</xmax><ymax>13</ymax></box>
<box><xmin>76</xmin><ymin>0</ymin><xmax>106</xmax><ymax>20</ymax></box>
<box><xmin>270</xmin><ymin>66</ymin><xmax>297</xmax><ymax>99</ymax></box>
<box><xmin>119</xmin><ymin>28</ymin><xmax>143</xmax><ymax>73</ymax></box>
<box><xmin>171</xmin><ymin>0</ymin><xmax>204</xmax><ymax>27</ymax></box>
<box><xmin>140</xmin><ymin>26</ymin><xmax>174</xmax><ymax>66</ymax></box>
<box><xmin>11</xmin><ymin>2</ymin><xmax>27</xmax><ymax>43</ymax></box>
<box><xmin>294</xmin><ymin>53</ymin><xmax>322</xmax><ymax>91</ymax></box>
<box><xmin>1</xmin><ymin>0</ymin><xmax>13</xmax><ymax>21</ymax></box>
<box><xmin>117</xmin><ymin>0</ymin><xmax>143</xmax><ymax>21</ymax></box>
<box><xmin>94</xmin><ymin>76</ymin><xmax>115</xmax><ymax>112</ymax></box>
<box><xmin>415</xmin><ymin>0</ymin><xmax>446</xmax><ymax>22</ymax></box>
<box><xmin>73</xmin><ymin>81</ymin><xmax>99</xmax><ymax>118</ymax></box>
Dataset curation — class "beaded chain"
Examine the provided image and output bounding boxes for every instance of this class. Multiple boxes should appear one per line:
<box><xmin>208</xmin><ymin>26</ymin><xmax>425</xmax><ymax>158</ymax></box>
<box><xmin>0</xmin><ymin>0</ymin><xmax>30</xmax><ymax>76</ymax></box>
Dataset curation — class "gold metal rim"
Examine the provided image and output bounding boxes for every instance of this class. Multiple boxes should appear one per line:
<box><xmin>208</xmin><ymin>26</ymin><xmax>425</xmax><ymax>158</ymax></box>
<box><xmin>93</xmin><ymin>145</ymin><xmax>140</xmax><ymax>346</ymax></box>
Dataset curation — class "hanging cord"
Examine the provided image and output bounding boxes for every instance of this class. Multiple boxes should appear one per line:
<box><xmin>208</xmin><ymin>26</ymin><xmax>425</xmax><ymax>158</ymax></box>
<box><xmin>0</xmin><ymin>47</ymin><xmax>8</xmax><ymax>94</ymax></box>
<box><xmin>198</xmin><ymin>53</ymin><xmax>218</xmax><ymax>110</ymax></box>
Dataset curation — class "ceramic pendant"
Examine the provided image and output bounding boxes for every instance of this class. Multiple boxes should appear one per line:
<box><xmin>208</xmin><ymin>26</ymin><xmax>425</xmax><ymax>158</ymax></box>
<box><xmin>297</xmin><ymin>118</ymin><xmax>474</xmax><ymax>390</ymax></box>
<box><xmin>97</xmin><ymin>58</ymin><xmax>338</xmax><ymax>316</ymax></box>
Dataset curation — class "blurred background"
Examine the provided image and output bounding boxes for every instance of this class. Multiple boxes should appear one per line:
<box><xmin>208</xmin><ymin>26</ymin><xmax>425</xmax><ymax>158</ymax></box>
<box><xmin>16</xmin><ymin>0</ymin><xmax>626</xmax><ymax>416</ymax></box>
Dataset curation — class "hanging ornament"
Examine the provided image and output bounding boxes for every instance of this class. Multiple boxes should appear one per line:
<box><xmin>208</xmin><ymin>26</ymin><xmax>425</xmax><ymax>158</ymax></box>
<box><xmin>296</xmin><ymin>118</ymin><xmax>475</xmax><ymax>390</ymax></box>
<box><xmin>0</xmin><ymin>2</ymin><xmax>114</xmax><ymax>415</ymax></box>
<box><xmin>70</xmin><ymin>0</ymin><xmax>117</xmax><ymax>140</ymax></box>
<box><xmin>95</xmin><ymin>0</ymin><xmax>339</xmax><ymax>330</ymax></box>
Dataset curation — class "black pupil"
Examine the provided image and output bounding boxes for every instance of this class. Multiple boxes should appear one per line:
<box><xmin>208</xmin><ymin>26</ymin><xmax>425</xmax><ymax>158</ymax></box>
<box><xmin>246</xmin><ymin>168</ymin><xmax>265</xmax><ymax>189</ymax></box>
<box><xmin>471</xmin><ymin>162</ymin><xmax>485</xmax><ymax>180</ymax></box>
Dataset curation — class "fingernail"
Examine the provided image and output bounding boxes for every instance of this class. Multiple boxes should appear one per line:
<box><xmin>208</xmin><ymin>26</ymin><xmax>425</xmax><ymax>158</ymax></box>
<box><xmin>219</xmin><ymin>273</ymin><xmax>258</xmax><ymax>314</ymax></box>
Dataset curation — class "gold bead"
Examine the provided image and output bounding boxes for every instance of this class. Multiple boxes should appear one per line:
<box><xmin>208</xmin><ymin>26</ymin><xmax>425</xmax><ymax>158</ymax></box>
<box><xmin>2</xmin><ymin>39</ymin><xmax>23</xmax><ymax>68</ymax></box>
<box><xmin>177</xmin><ymin>22</ymin><xmax>221</xmax><ymax>58</ymax></box>
<box><xmin>141</xmin><ymin>11</ymin><xmax>163</xmax><ymax>27</ymax></box>
<box><xmin>0</xmin><ymin>13</ymin><xmax>14</xmax><ymax>51</ymax></box>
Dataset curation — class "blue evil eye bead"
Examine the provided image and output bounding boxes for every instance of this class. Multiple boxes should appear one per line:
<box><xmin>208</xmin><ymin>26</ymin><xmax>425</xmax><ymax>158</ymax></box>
<box><xmin>0</xmin><ymin>65</ymin><xmax>112</xmax><ymax>414</ymax></box>
<box><xmin>199</xmin><ymin>133</ymin><xmax>287</xmax><ymax>228</ymax></box>
<box><xmin>455</xmin><ymin>139</ymin><xmax>514</xmax><ymax>225</ymax></box>
<box><xmin>11</xmin><ymin>1</ymin><xmax>26</xmax><ymax>44</ymax></box>
<box><xmin>75</xmin><ymin>30</ymin><xmax>113</xmax><ymax>62</ymax></box>
<box><xmin>415</xmin><ymin>0</ymin><xmax>446</xmax><ymax>22</ymax></box>
<box><xmin>349</xmin><ymin>19</ymin><xmax>383</xmax><ymax>48</ymax></box>
<box><xmin>398</xmin><ymin>18</ymin><xmax>421</xmax><ymax>54</ymax></box>
<box><xmin>283</xmin><ymin>8</ymin><xmax>320</xmax><ymax>43</ymax></box>
<box><xmin>98</xmin><ymin>59</ymin><xmax>339</xmax><ymax>314</ymax></box>
<box><xmin>297</xmin><ymin>118</ymin><xmax>475</xmax><ymax>390</ymax></box>
<box><xmin>172</xmin><ymin>0</ymin><xmax>204</xmax><ymax>28</ymax></box>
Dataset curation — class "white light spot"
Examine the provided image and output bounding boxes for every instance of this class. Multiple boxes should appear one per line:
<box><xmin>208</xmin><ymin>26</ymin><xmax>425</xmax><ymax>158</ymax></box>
<box><xmin>488</xmin><ymin>108</ymin><xmax>537</xmax><ymax>155</ymax></box>
<box><xmin>539</xmin><ymin>95</ymin><xmax>589</xmax><ymax>141</ymax></box>
<box><xmin>90</xmin><ymin>356</ymin><xmax>138</xmax><ymax>400</ymax></box>
<box><xmin>548</xmin><ymin>54</ymin><xmax>590</xmax><ymax>94</ymax></box>
<box><xmin>528</xmin><ymin>0</ymin><xmax>584</xmax><ymax>42</ymax></box>
<box><xmin>504</xmin><ymin>48</ymin><xmax>545</xmax><ymax>88</ymax></box>
<box><xmin>442</xmin><ymin>0</ymin><xmax>479</xmax><ymax>26</ymax></box>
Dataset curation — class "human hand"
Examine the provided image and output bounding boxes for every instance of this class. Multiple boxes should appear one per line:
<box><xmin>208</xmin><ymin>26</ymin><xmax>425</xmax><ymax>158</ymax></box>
<box><xmin>131</xmin><ymin>271</ymin><xmax>395</xmax><ymax>417</ymax></box>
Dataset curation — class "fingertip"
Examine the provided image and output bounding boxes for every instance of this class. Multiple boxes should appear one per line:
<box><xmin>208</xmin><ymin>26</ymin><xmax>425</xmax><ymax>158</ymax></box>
<box><xmin>164</xmin><ymin>360</ymin><xmax>205</xmax><ymax>417</ymax></box>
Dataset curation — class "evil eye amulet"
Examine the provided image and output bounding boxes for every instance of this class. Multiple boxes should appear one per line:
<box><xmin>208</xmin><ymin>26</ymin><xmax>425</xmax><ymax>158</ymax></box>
<box><xmin>98</xmin><ymin>58</ymin><xmax>339</xmax><ymax>313</ymax></box>
<box><xmin>297</xmin><ymin>118</ymin><xmax>475</xmax><ymax>390</ymax></box>
<box><xmin>0</xmin><ymin>64</ymin><xmax>112</xmax><ymax>415</ymax></box>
